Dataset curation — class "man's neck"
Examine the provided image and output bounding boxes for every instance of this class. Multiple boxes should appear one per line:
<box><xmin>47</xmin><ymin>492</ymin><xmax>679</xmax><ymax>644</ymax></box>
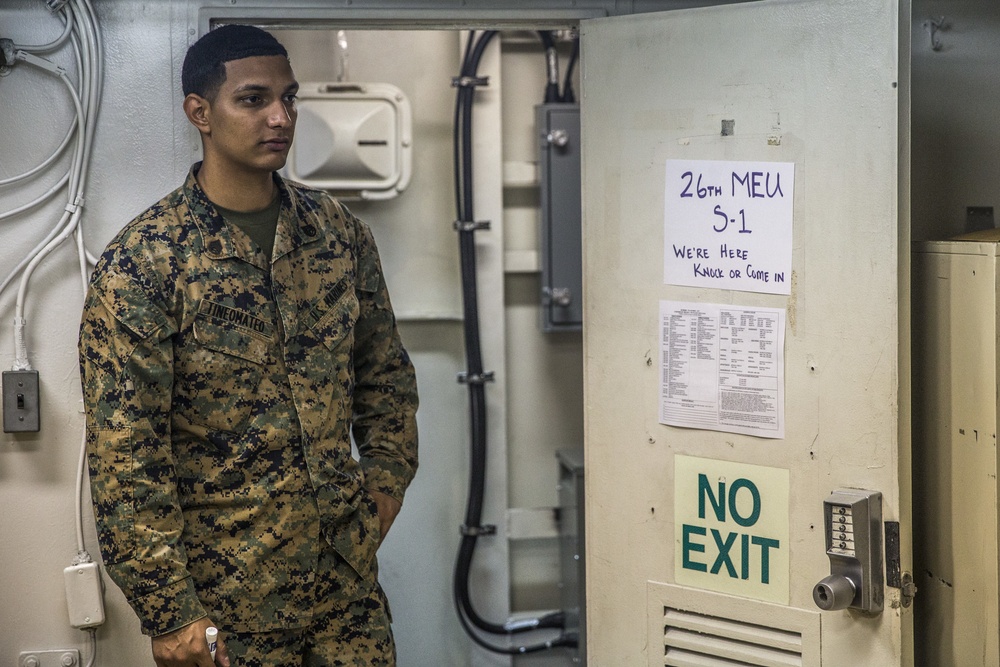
<box><xmin>196</xmin><ymin>159</ymin><xmax>277</xmax><ymax>212</ymax></box>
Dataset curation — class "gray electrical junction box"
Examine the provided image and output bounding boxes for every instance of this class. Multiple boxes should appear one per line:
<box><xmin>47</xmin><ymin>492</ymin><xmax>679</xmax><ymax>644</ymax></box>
<box><xmin>537</xmin><ymin>103</ymin><xmax>582</xmax><ymax>332</ymax></box>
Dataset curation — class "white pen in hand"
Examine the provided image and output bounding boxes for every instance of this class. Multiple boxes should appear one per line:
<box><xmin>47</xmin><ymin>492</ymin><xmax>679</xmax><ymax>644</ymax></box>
<box><xmin>206</xmin><ymin>626</ymin><xmax>218</xmax><ymax>661</ymax></box>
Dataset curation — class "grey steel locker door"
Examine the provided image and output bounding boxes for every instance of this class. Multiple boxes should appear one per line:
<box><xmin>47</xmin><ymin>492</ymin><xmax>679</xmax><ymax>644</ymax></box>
<box><xmin>580</xmin><ymin>1</ymin><xmax>911</xmax><ymax>665</ymax></box>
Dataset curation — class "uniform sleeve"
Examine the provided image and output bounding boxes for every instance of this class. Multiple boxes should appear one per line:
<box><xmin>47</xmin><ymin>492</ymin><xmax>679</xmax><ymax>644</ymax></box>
<box><xmin>79</xmin><ymin>251</ymin><xmax>207</xmax><ymax>636</ymax></box>
<box><xmin>350</xmin><ymin>219</ymin><xmax>419</xmax><ymax>503</ymax></box>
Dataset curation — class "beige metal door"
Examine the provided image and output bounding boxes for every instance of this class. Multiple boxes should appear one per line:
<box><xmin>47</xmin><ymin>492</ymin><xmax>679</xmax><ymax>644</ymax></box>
<box><xmin>580</xmin><ymin>1</ymin><xmax>911</xmax><ymax>665</ymax></box>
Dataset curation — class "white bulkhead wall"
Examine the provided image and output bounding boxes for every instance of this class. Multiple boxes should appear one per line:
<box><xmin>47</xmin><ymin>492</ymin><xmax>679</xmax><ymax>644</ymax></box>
<box><xmin>0</xmin><ymin>3</ymin><xmax>580</xmax><ymax>666</ymax></box>
<box><xmin>2</xmin><ymin>0</ymin><xmax>997</xmax><ymax>664</ymax></box>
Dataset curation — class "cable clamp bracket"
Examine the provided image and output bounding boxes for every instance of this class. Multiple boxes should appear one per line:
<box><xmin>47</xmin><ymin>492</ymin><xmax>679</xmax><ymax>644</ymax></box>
<box><xmin>16</xmin><ymin>50</ymin><xmax>66</xmax><ymax>76</ymax></box>
<box><xmin>457</xmin><ymin>371</ymin><xmax>495</xmax><ymax>385</ymax></box>
<box><xmin>451</xmin><ymin>75</ymin><xmax>490</xmax><ymax>89</ymax></box>
<box><xmin>0</xmin><ymin>40</ymin><xmax>14</xmax><ymax>76</ymax></box>
<box><xmin>453</xmin><ymin>220</ymin><xmax>491</xmax><ymax>233</ymax></box>
<box><xmin>65</xmin><ymin>195</ymin><xmax>85</xmax><ymax>214</ymax></box>
<box><xmin>460</xmin><ymin>524</ymin><xmax>497</xmax><ymax>537</ymax></box>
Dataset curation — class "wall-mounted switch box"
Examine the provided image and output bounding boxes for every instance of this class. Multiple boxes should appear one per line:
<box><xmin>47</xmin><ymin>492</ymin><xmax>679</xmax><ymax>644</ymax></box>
<box><xmin>3</xmin><ymin>370</ymin><xmax>40</xmax><ymax>432</ymax></box>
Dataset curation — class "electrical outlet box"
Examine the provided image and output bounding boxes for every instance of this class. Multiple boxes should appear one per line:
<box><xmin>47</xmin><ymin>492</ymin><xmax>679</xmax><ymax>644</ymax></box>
<box><xmin>64</xmin><ymin>561</ymin><xmax>104</xmax><ymax>628</ymax></box>
<box><xmin>3</xmin><ymin>370</ymin><xmax>40</xmax><ymax>432</ymax></box>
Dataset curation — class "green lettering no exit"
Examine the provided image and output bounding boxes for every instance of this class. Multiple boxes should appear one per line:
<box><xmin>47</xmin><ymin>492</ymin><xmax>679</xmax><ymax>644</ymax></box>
<box><xmin>682</xmin><ymin>474</ymin><xmax>780</xmax><ymax>584</ymax></box>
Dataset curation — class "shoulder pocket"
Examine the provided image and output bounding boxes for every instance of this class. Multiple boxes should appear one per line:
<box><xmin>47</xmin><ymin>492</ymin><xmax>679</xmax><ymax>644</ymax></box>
<box><xmin>95</xmin><ymin>268</ymin><xmax>169</xmax><ymax>340</ymax></box>
<box><xmin>355</xmin><ymin>225</ymin><xmax>383</xmax><ymax>294</ymax></box>
<box><xmin>308</xmin><ymin>282</ymin><xmax>360</xmax><ymax>352</ymax></box>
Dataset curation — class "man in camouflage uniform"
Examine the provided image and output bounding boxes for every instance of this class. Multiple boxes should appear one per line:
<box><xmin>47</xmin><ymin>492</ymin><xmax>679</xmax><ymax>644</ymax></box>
<box><xmin>79</xmin><ymin>25</ymin><xmax>418</xmax><ymax>667</ymax></box>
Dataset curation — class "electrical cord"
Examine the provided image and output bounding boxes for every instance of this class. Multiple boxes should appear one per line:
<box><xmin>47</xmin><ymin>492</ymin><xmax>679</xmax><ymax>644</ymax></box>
<box><xmin>1</xmin><ymin>3</ymin><xmax>104</xmax><ymax>662</ymax></box>
<box><xmin>0</xmin><ymin>169</ymin><xmax>71</xmax><ymax>222</ymax></box>
<box><xmin>538</xmin><ymin>30</ymin><xmax>579</xmax><ymax>104</ymax></box>
<box><xmin>14</xmin><ymin>9</ymin><xmax>73</xmax><ymax>53</ymax></box>
<box><xmin>0</xmin><ymin>118</ymin><xmax>77</xmax><ymax>187</ymax></box>
<box><xmin>450</xmin><ymin>30</ymin><xmax>577</xmax><ymax>656</ymax></box>
<box><xmin>562</xmin><ymin>34</ymin><xmax>580</xmax><ymax>104</ymax></box>
<box><xmin>84</xmin><ymin>628</ymin><xmax>97</xmax><ymax>667</ymax></box>
<box><xmin>7</xmin><ymin>0</ymin><xmax>102</xmax><ymax>371</ymax></box>
<box><xmin>537</xmin><ymin>31</ymin><xmax>560</xmax><ymax>104</ymax></box>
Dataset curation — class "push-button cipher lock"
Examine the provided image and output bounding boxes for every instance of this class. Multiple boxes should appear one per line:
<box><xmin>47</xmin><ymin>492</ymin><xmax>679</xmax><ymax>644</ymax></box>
<box><xmin>812</xmin><ymin>489</ymin><xmax>883</xmax><ymax>613</ymax></box>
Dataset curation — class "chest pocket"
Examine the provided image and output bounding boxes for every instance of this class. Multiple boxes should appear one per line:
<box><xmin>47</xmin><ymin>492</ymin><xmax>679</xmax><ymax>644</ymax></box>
<box><xmin>175</xmin><ymin>314</ymin><xmax>271</xmax><ymax>434</ymax></box>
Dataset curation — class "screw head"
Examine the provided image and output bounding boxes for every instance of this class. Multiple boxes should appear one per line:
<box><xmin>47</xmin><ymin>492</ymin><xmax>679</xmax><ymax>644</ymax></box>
<box><xmin>61</xmin><ymin>653</ymin><xmax>77</xmax><ymax>667</ymax></box>
<box><xmin>546</xmin><ymin>129</ymin><xmax>569</xmax><ymax>147</ymax></box>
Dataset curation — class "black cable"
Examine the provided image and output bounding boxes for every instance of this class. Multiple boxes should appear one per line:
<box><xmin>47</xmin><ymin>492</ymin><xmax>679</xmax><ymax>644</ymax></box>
<box><xmin>451</xmin><ymin>29</ymin><xmax>577</xmax><ymax>655</ymax></box>
<box><xmin>537</xmin><ymin>30</ymin><xmax>560</xmax><ymax>104</ymax></box>
<box><xmin>453</xmin><ymin>32</ymin><xmax>476</xmax><ymax>218</ymax></box>
<box><xmin>562</xmin><ymin>35</ymin><xmax>580</xmax><ymax>104</ymax></box>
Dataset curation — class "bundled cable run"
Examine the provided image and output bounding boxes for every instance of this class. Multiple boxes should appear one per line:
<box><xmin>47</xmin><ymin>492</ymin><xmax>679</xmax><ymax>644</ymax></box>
<box><xmin>1</xmin><ymin>3</ymin><xmax>104</xmax><ymax>664</ymax></box>
<box><xmin>451</xmin><ymin>29</ymin><xmax>578</xmax><ymax>656</ymax></box>
<box><xmin>2</xmin><ymin>0</ymin><xmax>103</xmax><ymax>369</ymax></box>
<box><xmin>537</xmin><ymin>30</ymin><xmax>580</xmax><ymax>104</ymax></box>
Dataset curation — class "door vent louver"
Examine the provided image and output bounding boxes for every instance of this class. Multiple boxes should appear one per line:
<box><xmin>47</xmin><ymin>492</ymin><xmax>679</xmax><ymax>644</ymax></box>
<box><xmin>649</xmin><ymin>582</ymin><xmax>821</xmax><ymax>667</ymax></box>
<box><xmin>661</xmin><ymin>606</ymin><xmax>804</xmax><ymax>667</ymax></box>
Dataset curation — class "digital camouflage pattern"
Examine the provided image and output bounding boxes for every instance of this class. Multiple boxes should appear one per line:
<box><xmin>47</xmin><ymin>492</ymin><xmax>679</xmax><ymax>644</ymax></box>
<box><xmin>79</xmin><ymin>164</ymin><xmax>418</xmax><ymax>638</ymax></box>
<box><xmin>223</xmin><ymin>548</ymin><xmax>396</xmax><ymax>666</ymax></box>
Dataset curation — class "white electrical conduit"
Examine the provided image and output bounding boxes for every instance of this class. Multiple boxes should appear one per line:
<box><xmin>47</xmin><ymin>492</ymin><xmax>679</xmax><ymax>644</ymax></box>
<box><xmin>12</xmin><ymin>63</ymin><xmax>86</xmax><ymax>370</ymax></box>
<box><xmin>14</xmin><ymin>10</ymin><xmax>73</xmax><ymax>53</ymax></box>
<box><xmin>84</xmin><ymin>629</ymin><xmax>97</xmax><ymax>667</ymax></box>
<box><xmin>75</xmin><ymin>228</ymin><xmax>90</xmax><ymax>296</ymax></box>
<box><xmin>75</xmin><ymin>429</ymin><xmax>88</xmax><ymax>553</ymax></box>
<box><xmin>0</xmin><ymin>209</ymin><xmax>72</xmax><ymax>297</ymax></box>
<box><xmin>0</xmin><ymin>120</ymin><xmax>77</xmax><ymax>187</ymax></box>
<box><xmin>72</xmin><ymin>8</ymin><xmax>105</xmax><ymax>665</ymax></box>
<box><xmin>6</xmin><ymin>9</ymin><xmax>104</xmax><ymax>665</ymax></box>
<box><xmin>0</xmin><ymin>170</ymin><xmax>71</xmax><ymax>221</ymax></box>
<box><xmin>10</xmin><ymin>0</ymin><xmax>105</xmax><ymax>368</ymax></box>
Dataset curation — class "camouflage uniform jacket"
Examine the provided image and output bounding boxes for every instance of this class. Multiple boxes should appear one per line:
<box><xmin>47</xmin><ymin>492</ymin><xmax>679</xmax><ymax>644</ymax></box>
<box><xmin>79</xmin><ymin>165</ymin><xmax>418</xmax><ymax>636</ymax></box>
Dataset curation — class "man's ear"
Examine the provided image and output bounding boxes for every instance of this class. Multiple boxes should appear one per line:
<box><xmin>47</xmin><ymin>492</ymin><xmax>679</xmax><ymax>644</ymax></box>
<box><xmin>183</xmin><ymin>93</ymin><xmax>211</xmax><ymax>135</ymax></box>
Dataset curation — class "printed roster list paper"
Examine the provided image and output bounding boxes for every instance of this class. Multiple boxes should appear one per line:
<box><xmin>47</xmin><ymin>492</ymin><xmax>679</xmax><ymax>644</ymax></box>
<box><xmin>659</xmin><ymin>301</ymin><xmax>785</xmax><ymax>439</ymax></box>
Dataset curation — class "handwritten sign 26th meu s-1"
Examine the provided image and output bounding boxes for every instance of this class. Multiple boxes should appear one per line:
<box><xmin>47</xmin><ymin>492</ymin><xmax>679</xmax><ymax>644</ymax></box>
<box><xmin>664</xmin><ymin>160</ymin><xmax>794</xmax><ymax>296</ymax></box>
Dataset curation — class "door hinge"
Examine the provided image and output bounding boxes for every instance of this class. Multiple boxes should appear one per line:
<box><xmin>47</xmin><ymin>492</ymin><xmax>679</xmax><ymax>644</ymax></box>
<box><xmin>900</xmin><ymin>571</ymin><xmax>917</xmax><ymax>608</ymax></box>
<box><xmin>885</xmin><ymin>521</ymin><xmax>901</xmax><ymax>588</ymax></box>
<box><xmin>884</xmin><ymin>521</ymin><xmax>917</xmax><ymax>608</ymax></box>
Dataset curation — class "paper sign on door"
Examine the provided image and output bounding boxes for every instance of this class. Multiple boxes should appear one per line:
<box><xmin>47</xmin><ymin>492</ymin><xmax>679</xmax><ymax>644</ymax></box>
<box><xmin>659</xmin><ymin>301</ymin><xmax>785</xmax><ymax>439</ymax></box>
<box><xmin>675</xmin><ymin>455</ymin><xmax>790</xmax><ymax>604</ymax></box>
<box><xmin>664</xmin><ymin>159</ymin><xmax>794</xmax><ymax>295</ymax></box>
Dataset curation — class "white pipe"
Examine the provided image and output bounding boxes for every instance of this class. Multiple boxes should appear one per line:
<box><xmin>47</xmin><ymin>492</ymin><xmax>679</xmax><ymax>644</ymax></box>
<box><xmin>14</xmin><ymin>8</ymin><xmax>73</xmax><ymax>53</ymax></box>
<box><xmin>0</xmin><ymin>210</ymin><xmax>72</xmax><ymax>297</ymax></box>
<box><xmin>0</xmin><ymin>119</ymin><xmax>77</xmax><ymax>187</ymax></box>
<box><xmin>13</xmin><ymin>66</ymin><xmax>86</xmax><ymax>320</ymax></box>
<box><xmin>0</xmin><ymin>170</ymin><xmax>70</xmax><ymax>221</ymax></box>
<box><xmin>75</xmin><ymin>429</ymin><xmax>87</xmax><ymax>553</ymax></box>
<box><xmin>75</xmin><ymin>228</ymin><xmax>89</xmax><ymax>295</ymax></box>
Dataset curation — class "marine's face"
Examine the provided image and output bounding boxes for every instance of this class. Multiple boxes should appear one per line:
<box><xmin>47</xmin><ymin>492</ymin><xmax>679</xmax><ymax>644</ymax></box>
<box><xmin>204</xmin><ymin>54</ymin><xmax>299</xmax><ymax>174</ymax></box>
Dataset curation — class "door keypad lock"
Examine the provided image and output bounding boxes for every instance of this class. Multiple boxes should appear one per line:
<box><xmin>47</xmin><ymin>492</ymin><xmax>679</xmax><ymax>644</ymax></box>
<box><xmin>813</xmin><ymin>489</ymin><xmax>883</xmax><ymax>613</ymax></box>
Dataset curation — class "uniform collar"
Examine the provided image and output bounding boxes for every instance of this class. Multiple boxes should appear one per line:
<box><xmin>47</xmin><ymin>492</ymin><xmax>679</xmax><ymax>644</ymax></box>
<box><xmin>182</xmin><ymin>163</ymin><xmax>323</xmax><ymax>265</ymax></box>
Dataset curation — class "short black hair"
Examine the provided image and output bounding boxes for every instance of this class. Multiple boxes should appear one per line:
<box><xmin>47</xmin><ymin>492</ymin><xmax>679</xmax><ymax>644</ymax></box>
<box><xmin>182</xmin><ymin>25</ymin><xmax>288</xmax><ymax>99</ymax></box>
